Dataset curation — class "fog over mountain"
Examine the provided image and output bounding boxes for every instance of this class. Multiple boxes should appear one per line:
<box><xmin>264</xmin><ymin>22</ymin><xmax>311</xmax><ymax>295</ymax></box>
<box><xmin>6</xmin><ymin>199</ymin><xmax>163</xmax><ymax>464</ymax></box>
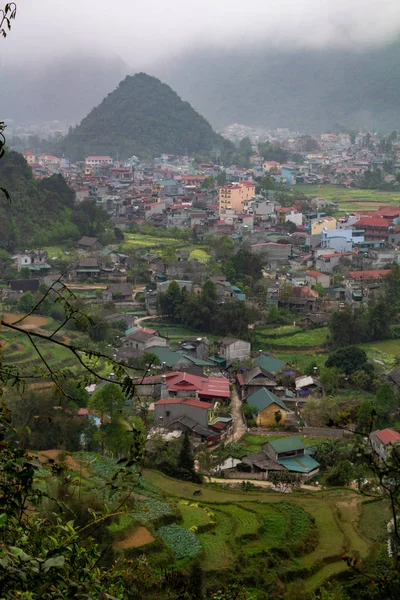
<box><xmin>3</xmin><ymin>1</ymin><xmax>400</xmax><ymax>131</ymax></box>
<box><xmin>0</xmin><ymin>53</ymin><xmax>130</xmax><ymax>125</ymax></box>
<box><xmin>153</xmin><ymin>41</ymin><xmax>400</xmax><ymax>132</ymax></box>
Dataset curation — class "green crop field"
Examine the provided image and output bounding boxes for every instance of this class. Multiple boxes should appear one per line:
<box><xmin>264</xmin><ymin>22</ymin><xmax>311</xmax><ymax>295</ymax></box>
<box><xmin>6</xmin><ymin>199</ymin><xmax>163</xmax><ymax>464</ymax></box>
<box><xmin>217</xmin><ymin>504</ymin><xmax>261</xmax><ymax>538</ymax></box>
<box><xmin>143</xmin><ymin>320</ymin><xmax>219</xmax><ymax>345</ymax></box>
<box><xmin>38</xmin><ymin>453</ymin><xmax>385</xmax><ymax>596</ymax></box>
<box><xmin>254</xmin><ymin>326</ymin><xmax>329</xmax><ymax>349</ymax></box>
<box><xmin>359</xmin><ymin>499</ymin><xmax>392</xmax><ymax>542</ymax></box>
<box><xmin>197</xmin><ymin>509</ymin><xmax>235</xmax><ymax>570</ymax></box>
<box><xmin>120</xmin><ymin>233</ymin><xmax>184</xmax><ymax>250</ymax></box>
<box><xmin>178</xmin><ymin>502</ymin><xmax>211</xmax><ymax>529</ymax></box>
<box><xmin>293</xmin><ymin>184</ymin><xmax>400</xmax><ymax>211</ymax></box>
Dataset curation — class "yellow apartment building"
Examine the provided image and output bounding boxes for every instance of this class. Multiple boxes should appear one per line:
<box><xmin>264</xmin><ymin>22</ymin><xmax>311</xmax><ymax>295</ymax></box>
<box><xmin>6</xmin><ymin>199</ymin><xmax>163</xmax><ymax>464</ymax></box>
<box><xmin>219</xmin><ymin>181</ymin><xmax>255</xmax><ymax>215</ymax></box>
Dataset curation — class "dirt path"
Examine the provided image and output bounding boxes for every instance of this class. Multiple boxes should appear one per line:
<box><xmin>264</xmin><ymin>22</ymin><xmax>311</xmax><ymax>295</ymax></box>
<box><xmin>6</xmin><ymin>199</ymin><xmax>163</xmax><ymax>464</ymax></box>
<box><xmin>226</xmin><ymin>385</ymin><xmax>247</xmax><ymax>443</ymax></box>
<box><xmin>209</xmin><ymin>476</ymin><xmax>319</xmax><ymax>492</ymax></box>
<box><xmin>134</xmin><ymin>314</ymin><xmax>166</xmax><ymax>328</ymax></box>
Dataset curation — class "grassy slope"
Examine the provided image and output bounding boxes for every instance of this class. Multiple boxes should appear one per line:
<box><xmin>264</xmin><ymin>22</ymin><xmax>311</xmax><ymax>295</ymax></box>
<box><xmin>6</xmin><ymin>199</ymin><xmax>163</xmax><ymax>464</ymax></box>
<box><xmin>143</xmin><ymin>470</ymin><xmax>364</xmax><ymax>554</ymax></box>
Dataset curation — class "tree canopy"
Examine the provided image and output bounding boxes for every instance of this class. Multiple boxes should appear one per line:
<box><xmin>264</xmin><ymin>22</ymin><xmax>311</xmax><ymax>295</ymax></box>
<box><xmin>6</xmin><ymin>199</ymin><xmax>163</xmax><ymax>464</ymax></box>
<box><xmin>0</xmin><ymin>150</ymin><xmax>112</xmax><ymax>250</ymax></box>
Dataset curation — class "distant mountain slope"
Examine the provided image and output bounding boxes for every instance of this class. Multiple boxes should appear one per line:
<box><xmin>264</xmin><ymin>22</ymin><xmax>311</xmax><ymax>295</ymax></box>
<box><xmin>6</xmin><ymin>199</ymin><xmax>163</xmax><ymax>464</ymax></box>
<box><xmin>154</xmin><ymin>41</ymin><xmax>400</xmax><ymax>132</ymax></box>
<box><xmin>57</xmin><ymin>73</ymin><xmax>233</xmax><ymax>160</ymax></box>
<box><xmin>0</xmin><ymin>53</ymin><xmax>130</xmax><ymax>125</ymax></box>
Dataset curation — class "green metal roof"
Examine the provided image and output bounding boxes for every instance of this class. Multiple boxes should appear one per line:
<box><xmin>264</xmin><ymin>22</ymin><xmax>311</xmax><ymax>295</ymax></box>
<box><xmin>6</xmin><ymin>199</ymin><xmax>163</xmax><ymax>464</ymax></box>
<box><xmin>256</xmin><ymin>354</ymin><xmax>287</xmax><ymax>376</ymax></box>
<box><xmin>247</xmin><ymin>388</ymin><xmax>289</xmax><ymax>415</ymax></box>
<box><xmin>278</xmin><ymin>454</ymin><xmax>320</xmax><ymax>473</ymax></box>
<box><xmin>124</xmin><ymin>326</ymin><xmax>137</xmax><ymax>336</ymax></box>
<box><xmin>149</xmin><ymin>346</ymin><xmax>186</xmax><ymax>368</ymax></box>
<box><xmin>184</xmin><ymin>355</ymin><xmax>215</xmax><ymax>367</ymax></box>
<box><xmin>209</xmin><ymin>356</ymin><xmax>227</xmax><ymax>366</ymax></box>
<box><xmin>76</xmin><ymin>268</ymin><xmax>100</xmax><ymax>273</ymax></box>
<box><xmin>269</xmin><ymin>436</ymin><xmax>305</xmax><ymax>453</ymax></box>
<box><xmin>27</xmin><ymin>263</ymin><xmax>51</xmax><ymax>270</ymax></box>
<box><xmin>235</xmin><ymin>293</ymin><xmax>246</xmax><ymax>301</ymax></box>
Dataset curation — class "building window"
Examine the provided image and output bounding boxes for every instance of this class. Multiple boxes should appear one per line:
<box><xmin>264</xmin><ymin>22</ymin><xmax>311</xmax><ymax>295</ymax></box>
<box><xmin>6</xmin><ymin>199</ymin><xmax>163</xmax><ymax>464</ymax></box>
<box><xmin>166</xmin><ymin>411</ymin><xmax>170</xmax><ymax>417</ymax></box>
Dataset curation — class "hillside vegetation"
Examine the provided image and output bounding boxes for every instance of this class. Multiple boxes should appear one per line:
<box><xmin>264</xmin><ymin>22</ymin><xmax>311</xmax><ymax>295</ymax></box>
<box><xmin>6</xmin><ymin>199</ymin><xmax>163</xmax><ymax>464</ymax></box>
<box><xmin>57</xmin><ymin>73</ymin><xmax>234</xmax><ymax>161</ymax></box>
<box><xmin>0</xmin><ymin>150</ymin><xmax>111</xmax><ymax>250</ymax></box>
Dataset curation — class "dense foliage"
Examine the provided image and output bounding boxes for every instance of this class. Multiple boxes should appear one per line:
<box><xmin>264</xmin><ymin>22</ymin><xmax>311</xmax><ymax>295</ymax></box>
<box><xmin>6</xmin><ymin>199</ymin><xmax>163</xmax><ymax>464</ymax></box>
<box><xmin>158</xmin><ymin>279</ymin><xmax>260</xmax><ymax>338</ymax></box>
<box><xmin>57</xmin><ymin>73</ymin><xmax>234</xmax><ymax>161</ymax></box>
<box><xmin>0</xmin><ymin>150</ymin><xmax>112</xmax><ymax>250</ymax></box>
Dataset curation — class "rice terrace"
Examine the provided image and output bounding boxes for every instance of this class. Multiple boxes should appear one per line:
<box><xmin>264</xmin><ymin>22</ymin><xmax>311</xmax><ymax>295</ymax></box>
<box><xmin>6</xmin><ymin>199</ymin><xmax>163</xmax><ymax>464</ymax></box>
<box><xmin>33</xmin><ymin>450</ymin><xmax>388</xmax><ymax>597</ymax></box>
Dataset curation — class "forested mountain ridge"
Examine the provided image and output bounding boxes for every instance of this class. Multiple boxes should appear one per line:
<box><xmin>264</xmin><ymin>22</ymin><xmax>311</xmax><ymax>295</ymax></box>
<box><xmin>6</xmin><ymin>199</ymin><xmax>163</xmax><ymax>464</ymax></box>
<box><xmin>57</xmin><ymin>73</ymin><xmax>234</xmax><ymax>161</ymax></box>
<box><xmin>0</xmin><ymin>151</ymin><xmax>109</xmax><ymax>251</ymax></box>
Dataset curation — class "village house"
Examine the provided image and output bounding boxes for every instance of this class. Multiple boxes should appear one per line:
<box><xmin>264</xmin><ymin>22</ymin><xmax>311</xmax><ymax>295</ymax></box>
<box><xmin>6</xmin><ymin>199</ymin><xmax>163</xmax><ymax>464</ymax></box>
<box><xmin>13</xmin><ymin>250</ymin><xmax>50</xmax><ymax>273</ymax></box>
<box><xmin>305</xmin><ymin>271</ymin><xmax>330</xmax><ymax>289</ymax></box>
<box><xmin>85</xmin><ymin>156</ymin><xmax>113</xmax><ymax>166</ymax></box>
<box><xmin>218</xmin><ymin>338</ymin><xmax>251</xmax><ymax>367</ymax></box>
<box><xmin>280</xmin><ymin>286</ymin><xmax>319</xmax><ymax>314</ymax></box>
<box><xmin>68</xmin><ymin>257</ymin><xmax>101</xmax><ymax>280</ymax></box>
<box><xmin>121</xmin><ymin>329</ymin><xmax>167</xmax><ymax>353</ymax></box>
<box><xmin>345</xmin><ymin>269</ymin><xmax>391</xmax><ymax>305</ymax></box>
<box><xmin>255</xmin><ymin>354</ymin><xmax>290</xmax><ymax>378</ymax></box>
<box><xmin>353</xmin><ymin>217</ymin><xmax>391</xmax><ymax>242</ymax></box>
<box><xmin>237</xmin><ymin>366</ymin><xmax>277</xmax><ymax>399</ymax></box>
<box><xmin>76</xmin><ymin>236</ymin><xmax>103</xmax><ymax>252</ymax></box>
<box><xmin>176</xmin><ymin>338</ymin><xmax>210</xmax><ymax>362</ymax></box>
<box><xmin>246</xmin><ymin>388</ymin><xmax>291</xmax><ymax>427</ymax></box>
<box><xmin>23</xmin><ymin>151</ymin><xmax>36</xmax><ymax>165</ymax></box>
<box><xmin>101</xmin><ymin>283</ymin><xmax>133</xmax><ymax>302</ymax></box>
<box><xmin>9</xmin><ymin>279</ymin><xmax>40</xmax><ymax>293</ymax></box>
<box><xmin>238</xmin><ymin>437</ymin><xmax>320</xmax><ymax>480</ymax></box>
<box><xmin>315</xmin><ymin>252</ymin><xmax>355</xmax><ymax>274</ymax></box>
<box><xmin>154</xmin><ymin>398</ymin><xmax>212</xmax><ymax>429</ymax></box>
<box><xmin>370</xmin><ymin>428</ymin><xmax>400</xmax><ymax>461</ymax></box>
<box><xmin>135</xmin><ymin>371</ymin><xmax>230</xmax><ymax>404</ymax></box>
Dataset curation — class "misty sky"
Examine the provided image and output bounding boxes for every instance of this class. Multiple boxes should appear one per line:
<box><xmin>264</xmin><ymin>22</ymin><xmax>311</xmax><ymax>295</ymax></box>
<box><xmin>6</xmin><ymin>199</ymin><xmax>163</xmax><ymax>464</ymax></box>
<box><xmin>3</xmin><ymin>0</ymin><xmax>400</xmax><ymax>67</ymax></box>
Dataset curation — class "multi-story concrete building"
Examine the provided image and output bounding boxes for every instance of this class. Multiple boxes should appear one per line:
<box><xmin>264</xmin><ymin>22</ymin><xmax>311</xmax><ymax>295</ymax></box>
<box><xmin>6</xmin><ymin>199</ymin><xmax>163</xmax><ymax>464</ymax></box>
<box><xmin>219</xmin><ymin>182</ymin><xmax>255</xmax><ymax>215</ymax></box>
<box><xmin>85</xmin><ymin>156</ymin><xmax>113</xmax><ymax>166</ymax></box>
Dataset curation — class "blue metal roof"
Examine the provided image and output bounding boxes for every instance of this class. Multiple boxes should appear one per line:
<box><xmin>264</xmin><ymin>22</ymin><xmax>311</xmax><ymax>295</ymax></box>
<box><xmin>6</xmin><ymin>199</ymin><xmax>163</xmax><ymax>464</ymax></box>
<box><xmin>278</xmin><ymin>454</ymin><xmax>320</xmax><ymax>473</ymax></box>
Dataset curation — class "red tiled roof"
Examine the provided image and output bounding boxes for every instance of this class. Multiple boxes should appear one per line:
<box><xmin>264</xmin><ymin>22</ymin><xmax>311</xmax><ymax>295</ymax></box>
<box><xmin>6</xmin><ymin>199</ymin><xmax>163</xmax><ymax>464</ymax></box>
<box><xmin>306</xmin><ymin>270</ymin><xmax>323</xmax><ymax>278</ymax></box>
<box><xmin>154</xmin><ymin>398</ymin><xmax>212</xmax><ymax>409</ymax></box>
<box><xmin>237</xmin><ymin>373</ymin><xmax>245</xmax><ymax>386</ymax></box>
<box><xmin>356</xmin><ymin>217</ymin><xmax>391</xmax><ymax>228</ymax></box>
<box><xmin>77</xmin><ymin>408</ymin><xmax>89</xmax><ymax>416</ymax></box>
<box><xmin>377</xmin><ymin>206</ymin><xmax>400</xmax><ymax>217</ymax></box>
<box><xmin>140</xmin><ymin>371</ymin><xmax>230</xmax><ymax>399</ymax></box>
<box><xmin>376</xmin><ymin>428</ymin><xmax>400</xmax><ymax>445</ymax></box>
<box><xmin>349</xmin><ymin>269</ymin><xmax>391</xmax><ymax>280</ymax></box>
<box><xmin>209</xmin><ymin>421</ymin><xmax>228</xmax><ymax>431</ymax></box>
<box><xmin>141</xmin><ymin>327</ymin><xmax>156</xmax><ymax>335</ymax></box>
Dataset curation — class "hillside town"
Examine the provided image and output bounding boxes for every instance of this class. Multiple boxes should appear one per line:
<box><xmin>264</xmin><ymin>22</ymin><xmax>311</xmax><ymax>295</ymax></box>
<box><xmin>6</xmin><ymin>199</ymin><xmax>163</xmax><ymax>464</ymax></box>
<box><xmin>4</xmin><ymin>0</ymin><xmax>400</xmax><ymax>596</ymax></box>
<box><xmin>3</xmin><ymin>128</ymin><xmax>400</xmax><ymax>470</ymax></box>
